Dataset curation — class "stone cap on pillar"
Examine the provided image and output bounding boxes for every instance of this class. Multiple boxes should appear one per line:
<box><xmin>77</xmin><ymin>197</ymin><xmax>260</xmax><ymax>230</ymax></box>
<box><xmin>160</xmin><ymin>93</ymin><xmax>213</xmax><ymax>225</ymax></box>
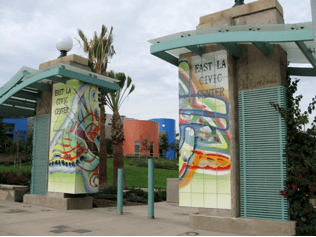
<box><xmin>39</xmin><ymin>54</ymin><xmax>89</xmax><ymax>71</ymax></box>
<box><xmin>197</xmin><ymin>0</ymin><xmax>284</xmax><ymax>29</ymax></box>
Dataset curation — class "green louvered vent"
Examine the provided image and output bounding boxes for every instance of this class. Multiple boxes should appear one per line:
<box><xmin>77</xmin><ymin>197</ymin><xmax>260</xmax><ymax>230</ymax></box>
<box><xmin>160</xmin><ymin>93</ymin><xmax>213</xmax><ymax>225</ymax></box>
<box><xmin>31</xmin><ymin>114</ymin><xmax>50</xmax><ymax>195</ymax></box>
<box><xmin>239</xmin><ymin>86</ymin><xmax>289</xmax><ymax>221</ymax></box>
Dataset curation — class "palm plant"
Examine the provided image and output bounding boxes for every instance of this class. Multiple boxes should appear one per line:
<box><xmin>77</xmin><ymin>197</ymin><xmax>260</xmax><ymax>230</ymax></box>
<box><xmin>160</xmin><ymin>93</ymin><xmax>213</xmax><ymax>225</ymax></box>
<box><xmin>77</xmin><ymin>25</ymin><xmax>115</xmax><ymax>189</ymax></box>
<box><xmin>106</xmin><ymin>71</ymin><xmax>135</xmax><ymax>187</ymax></box>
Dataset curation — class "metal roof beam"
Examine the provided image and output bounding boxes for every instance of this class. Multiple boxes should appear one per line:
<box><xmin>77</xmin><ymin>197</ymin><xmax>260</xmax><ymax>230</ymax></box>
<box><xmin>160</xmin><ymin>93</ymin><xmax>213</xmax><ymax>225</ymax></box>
<box><xmin>218</xmin><ymin>43</ymin><xmax>242</xmax><ymax>58</ymax></box>
<box><xmin>57</xmin><ymin>67</ymin><xmax>119</xmax><ymax>93</ymax></box>
<box><xmin>25</xmin><ymin>82</ymin><xmax>51</xmax><ymax>92</ymax></box>
<box><xmin>150</xmin><ymin>29</ymin><xmax>314</xmax><ymax>66</ymax></box>
<box><xmin>151</xmin><ymin>29</ymin><xmax>313</xmax><ymax>53</ymax></box>
<box><xmin>0</xmin><ymin>68</ymin><xmax>60</xmax><ymax>105</ymax></box>
<box><xmin>13</xmin><ymin>90</ymin><xmax>39</xmax><ymax>101</ymax></box>
<box><xmin>0</xmin><ymin>105</ymin><xmax>35</xmax><ymax>118</ymax></box>
<box><xmin>0</xmin><ymin>71</ymin><xmax>27</xmax><ymax>97</ymax></box>
<box><xmin>152</xmin><ymin>52</ymin><xmax>179</xmax><ymax>66</ymax></box>
<box><xmin>185</xmin><ymin>45</ymin><xmax>204</xmax><ymax>57</ymax></box>
<box><xmin>288</xmin><ymin>67</ymin><xmax>316</xmax><ymax>76</ymax></box>
<box><xmin>49</xmin><ymin>76</ymin><xmax>68</xmax><ymax>83</ymax></box>
<box><xmin>5</xmin><ymin>98</ymin><xmax>36</xmax><ymax>109</ymax></box>
<box><xmin>1</xmin><ymin>63</ymin><xmax>120</xmax><ymax>107</ymax></box>
<box><xmin>252</xmin><ymin>42</ymin><xmax>274</xmax><ymax>56</ymax></box>
<box><xmin>295</xmin><ymin>41</ymin><xmax>316</xmax><ymax>68</ymax></box>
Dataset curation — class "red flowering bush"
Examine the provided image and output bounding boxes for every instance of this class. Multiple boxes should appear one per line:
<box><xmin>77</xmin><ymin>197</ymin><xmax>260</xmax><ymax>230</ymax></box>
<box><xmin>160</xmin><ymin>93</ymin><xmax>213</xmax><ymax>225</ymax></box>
<box><xmin>272</xmin><ymin>76</ymin><xmax>316</xmax><ymax>235</ymax></box>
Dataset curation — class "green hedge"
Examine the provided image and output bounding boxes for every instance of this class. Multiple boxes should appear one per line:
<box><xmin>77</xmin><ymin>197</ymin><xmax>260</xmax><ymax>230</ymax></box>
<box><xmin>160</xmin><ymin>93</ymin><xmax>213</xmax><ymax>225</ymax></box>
<box><xmin>89</xmin><ymin>186</ymin><xmax>166</xmax><ymax>203</ymax></box>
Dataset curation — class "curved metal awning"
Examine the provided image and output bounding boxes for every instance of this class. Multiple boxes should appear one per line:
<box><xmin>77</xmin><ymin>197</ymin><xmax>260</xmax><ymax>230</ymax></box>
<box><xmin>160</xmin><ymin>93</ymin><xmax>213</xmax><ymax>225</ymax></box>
<box><xmin>0</xmin><ymin>63</ymin><xmax>119</xmax><ymax>118</ymax></box>
<box><xmin>149</xmin><ymin>22</ymin><xmax>316</xmax><ymax>77</ymax></box>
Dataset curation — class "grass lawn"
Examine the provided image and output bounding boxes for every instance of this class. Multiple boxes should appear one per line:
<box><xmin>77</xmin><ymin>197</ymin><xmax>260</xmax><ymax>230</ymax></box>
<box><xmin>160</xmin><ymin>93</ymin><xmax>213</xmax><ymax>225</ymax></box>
<box><xmin>106</xmin><ymin>158</ymin><xmax>178</xmax><ymax>189</ymax></box>
<box><xmin>0</xmin><ymin>158</ymin><xmax>179</xmax><ymax>189</ymax></box>
<box><xmin>0</xmin><ymin>164</ymin><xmax>31</xmax><ymax>173</ymax></box>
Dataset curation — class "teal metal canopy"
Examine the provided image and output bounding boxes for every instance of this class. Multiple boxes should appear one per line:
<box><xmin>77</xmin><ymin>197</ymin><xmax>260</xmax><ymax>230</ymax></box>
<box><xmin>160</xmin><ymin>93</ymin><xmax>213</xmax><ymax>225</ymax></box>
<box><xmin>149</xmin><ymin>22</ymin><xmax>316</xmax><ymax>76</ymax></box>
<box><xmin>0</xmin><ymin>63</ymin><xmax>119</xmax><ymax>118</ymax></box>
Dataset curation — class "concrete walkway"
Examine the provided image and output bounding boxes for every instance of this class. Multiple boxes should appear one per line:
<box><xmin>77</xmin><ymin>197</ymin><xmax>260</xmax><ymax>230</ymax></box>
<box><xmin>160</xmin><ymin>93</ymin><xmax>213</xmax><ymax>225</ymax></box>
<box><xmin>0</xmin><ymin>200</ymin><xmax>241</xmax><ymax>236</ymax></box>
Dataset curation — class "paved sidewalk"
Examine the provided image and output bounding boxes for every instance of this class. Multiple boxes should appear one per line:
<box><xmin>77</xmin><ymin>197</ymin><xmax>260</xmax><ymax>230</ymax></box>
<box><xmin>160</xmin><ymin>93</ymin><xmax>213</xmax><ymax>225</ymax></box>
<box><xmin>0</xmin><ymin>200</ymin><xmax>240</xmax><ymax>236</ymax></box>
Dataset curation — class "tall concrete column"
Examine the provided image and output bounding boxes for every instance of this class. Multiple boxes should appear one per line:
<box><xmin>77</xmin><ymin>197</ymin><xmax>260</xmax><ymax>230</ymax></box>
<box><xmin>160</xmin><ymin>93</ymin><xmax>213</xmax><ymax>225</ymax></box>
<box><xmin>179</xmin><ymin>0</ymin><xmax>287</xmax><ymax>219</ymax></box>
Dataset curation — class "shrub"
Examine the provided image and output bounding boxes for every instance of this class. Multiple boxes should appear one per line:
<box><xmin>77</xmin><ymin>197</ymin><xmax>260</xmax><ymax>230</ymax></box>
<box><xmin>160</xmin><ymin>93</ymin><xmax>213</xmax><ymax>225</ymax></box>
<box><xmin>127</xmin><ymin>187</ymin><xmax>147</xmax><ymax>198</ymax></box>
<box><xmin>154</xmin><ymin>189</ymin><xmax>166</xmax><ymax>202</ymax></box>
<box><xmin>89</xmin><ymin>186</ymin><xmax>166</xmax><ymax>203</ymax></box>
<box><xmin>154</xmin><ymin>160</ymin><xmax>178</xmax><ymax>170</ymax></box>
<box><xmin>129</xmin><ymin>158</ymin><xmax>147</xmax><ymax>168</ymax></box>
<box><xmin>126</xmin><ymin>196</ymin><xmax>147</xmax><ymax>203</ymax></box>
<box><xmin>0</xmin><ymin>171</ymin><xmax>31</xmax><ymax>186</ymax></box>
<box><xmin>272</xmin><ymin>75</ymin><xmax>316</xmax><ymax>235</ymax></box>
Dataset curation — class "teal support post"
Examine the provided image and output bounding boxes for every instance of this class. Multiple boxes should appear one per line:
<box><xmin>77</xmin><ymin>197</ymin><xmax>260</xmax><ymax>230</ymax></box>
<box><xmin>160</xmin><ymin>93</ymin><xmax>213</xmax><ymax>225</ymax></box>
<box><xmin>117</xmin><ymin>168</ymin><xmax>123</xmax><ymax>214</ymax></box>
<box><xmin>148</xmin><ymin>158</ymin><xmax>154</xmax><ymax>219</ymax></box>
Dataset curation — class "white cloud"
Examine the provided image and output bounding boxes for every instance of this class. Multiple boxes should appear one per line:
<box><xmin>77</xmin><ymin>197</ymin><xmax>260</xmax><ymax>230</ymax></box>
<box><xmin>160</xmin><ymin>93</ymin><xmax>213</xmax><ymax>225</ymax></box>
<box><xmin>0</xmin><ymin>0</ymin><xmax>315</xmax><ymax>133</ymax></box>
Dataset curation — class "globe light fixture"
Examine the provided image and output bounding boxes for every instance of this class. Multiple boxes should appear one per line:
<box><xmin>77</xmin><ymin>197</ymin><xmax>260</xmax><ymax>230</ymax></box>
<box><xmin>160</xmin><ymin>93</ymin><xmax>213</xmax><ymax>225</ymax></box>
<box><xmin>56</xmin><ymin>35</ymin><xmax>73</xmax><ymax>58</ymax></box>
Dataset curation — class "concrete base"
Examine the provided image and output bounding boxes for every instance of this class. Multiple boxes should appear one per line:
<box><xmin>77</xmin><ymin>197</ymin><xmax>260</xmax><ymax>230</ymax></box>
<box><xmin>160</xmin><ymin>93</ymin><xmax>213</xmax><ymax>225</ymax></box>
<box><xmin>0</xmin><ymin>185</ymin><xmax>29</xmax><ymax>202</ymax></box>
<box><xmin>23</xmin><ymin>194</ymin><xmax>93</xmax><ymax>210</ymax></box>
<box><xmin>190</xmin><ymin>214</ymin><xmax>296</xmax><ymax>236</ymax></box>
<box><xmin>166</xmin><ymin>178</ymin><xmax>179</xmax><ymax>203</ymax></box>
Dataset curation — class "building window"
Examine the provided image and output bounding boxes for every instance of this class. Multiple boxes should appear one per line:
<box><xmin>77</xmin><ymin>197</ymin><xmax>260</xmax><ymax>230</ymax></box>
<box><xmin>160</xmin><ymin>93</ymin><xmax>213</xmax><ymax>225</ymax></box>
<box><xmin>135</xmin><ymin>141</ymin><xmax>140</xmax><ymax>157</ymax></box>
<box><xmin>150</xmin><ymin>142</ymin><xmax>154</xmax><ymax>157</ymax></box>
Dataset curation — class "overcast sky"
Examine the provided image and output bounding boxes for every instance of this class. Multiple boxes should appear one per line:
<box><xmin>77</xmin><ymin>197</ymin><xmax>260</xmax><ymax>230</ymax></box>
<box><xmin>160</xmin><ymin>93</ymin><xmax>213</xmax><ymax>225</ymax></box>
<box><xmin>0</xmin><ymin>0</ymin><xmax>314</xmax><ymax>132</ymax></box>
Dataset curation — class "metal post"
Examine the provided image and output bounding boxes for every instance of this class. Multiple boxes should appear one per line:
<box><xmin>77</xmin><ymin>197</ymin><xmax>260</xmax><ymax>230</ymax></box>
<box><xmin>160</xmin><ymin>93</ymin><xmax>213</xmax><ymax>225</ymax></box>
<box><xmin>148</xmin><ymin>158</ymin><xmax>154</xmax><ymax>219</ymax></box>
<box><xmin>117</xmin><ymin>168</ymin><xmax>123</xmax><ymax>214</ymax></box>
<box><xmin>311</xmin><ymin>0</ymin><xmax>316</xmax><ymax>51</ymax></box>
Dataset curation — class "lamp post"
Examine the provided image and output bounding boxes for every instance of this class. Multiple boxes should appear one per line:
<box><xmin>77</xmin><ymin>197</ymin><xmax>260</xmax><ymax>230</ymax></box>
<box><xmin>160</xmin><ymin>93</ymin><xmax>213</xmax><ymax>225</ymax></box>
<box><xmin>56</xmin><ymin>35</ymin><xmax>73</xmax><ymax>58</ymax></box>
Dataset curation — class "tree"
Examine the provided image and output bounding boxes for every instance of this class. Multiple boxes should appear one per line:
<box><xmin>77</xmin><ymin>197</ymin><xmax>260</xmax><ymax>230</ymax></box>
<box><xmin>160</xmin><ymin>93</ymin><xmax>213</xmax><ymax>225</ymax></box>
<box><xmin>105</xmin><ymin>72</ymin><xmax>135</xmax><ymax>187</ymax></box>
<box><xmin>169</xmin><ymin>139</ymin><xmax>179</xmax><ymax>159</ymax></box>
<box><xmin>140</xmin><ymin>135</ymin><xmax>151</xmax><ymax>158</ymax></box>
<box><xmin>159</xmin><ymin>132</ymin><xmax>170</xmax><ymax>158</ymax></box>
<box><xmin>77</xmin><ymin>24</ymin><xmax>115</xmax><ymax>189</ymax></box>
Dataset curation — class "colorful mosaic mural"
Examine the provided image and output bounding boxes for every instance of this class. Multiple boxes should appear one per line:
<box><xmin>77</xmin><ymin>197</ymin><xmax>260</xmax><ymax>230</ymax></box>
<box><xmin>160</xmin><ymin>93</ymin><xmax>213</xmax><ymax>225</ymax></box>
<box><xmin>48</xmin><ymin>79</ymin><xmax>100</xmax><ymax>194</ymax></box>
<box><xmin>179</xmin><ymin>51</ymin><xmax>231</xmax><ymax>209</ymax></box>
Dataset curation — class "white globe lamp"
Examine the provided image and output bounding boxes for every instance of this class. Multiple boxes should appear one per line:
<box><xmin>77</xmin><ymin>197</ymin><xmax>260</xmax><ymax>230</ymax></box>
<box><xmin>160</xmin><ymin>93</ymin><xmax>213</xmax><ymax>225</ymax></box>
<box><xmin>56</xmin><ymin>35</ymin><xmax>73</xmax><ymax>58</ymax></box>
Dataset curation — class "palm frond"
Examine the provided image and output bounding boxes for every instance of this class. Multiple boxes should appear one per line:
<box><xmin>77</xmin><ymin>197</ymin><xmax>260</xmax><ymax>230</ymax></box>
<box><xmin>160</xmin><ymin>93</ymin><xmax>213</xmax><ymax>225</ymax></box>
<box><xmin>100</xmin><ymin>24</ymin><xmax>107</xmax><ymax>39</ymax></box>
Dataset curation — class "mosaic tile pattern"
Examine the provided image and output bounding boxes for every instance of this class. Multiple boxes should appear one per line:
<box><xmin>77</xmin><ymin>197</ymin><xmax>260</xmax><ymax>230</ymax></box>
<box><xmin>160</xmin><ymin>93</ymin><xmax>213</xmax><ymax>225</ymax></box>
<box><xmin>179</xmin><ymin>51</ymin><xmax>231</xmax><ymax>209</ymax></box>
<box><xmin>48</xmin><ymin>79</ymin><xmax>100</xmax><ymax>194</ymax></box>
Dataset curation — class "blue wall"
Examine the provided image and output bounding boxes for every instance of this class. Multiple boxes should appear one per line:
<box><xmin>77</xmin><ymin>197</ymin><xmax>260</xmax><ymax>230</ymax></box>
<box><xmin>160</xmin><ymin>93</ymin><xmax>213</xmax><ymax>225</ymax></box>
<box><xmin>149</xmin><ymin>118</ymin><xmax>175</xmax><ymax>159</ymax></box>
<box><xmin>2</xmin><ymin>118</ymin><xmax>28</xmax><ymax>144</ymax></box>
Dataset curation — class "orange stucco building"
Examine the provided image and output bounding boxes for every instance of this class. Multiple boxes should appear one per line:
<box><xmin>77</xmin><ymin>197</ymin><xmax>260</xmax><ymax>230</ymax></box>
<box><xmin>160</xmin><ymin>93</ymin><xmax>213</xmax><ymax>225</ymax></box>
<box><xmin>123</xmin><ymin>120</ymin><xmax>159</xmax><ymax>157</ymax></box>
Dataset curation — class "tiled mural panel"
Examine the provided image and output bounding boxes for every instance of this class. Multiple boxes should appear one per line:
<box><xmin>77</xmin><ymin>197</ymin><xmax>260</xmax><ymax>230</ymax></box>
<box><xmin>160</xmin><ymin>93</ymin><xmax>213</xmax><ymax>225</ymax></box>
<box><xmin>179</xmin><ymin>51</ymin><xmax>231</xmax><ymax>209</ymax></box>
<box><xmin>48</xmin><ymin>79</ymin><xmax>100</xmax><ymax>194</ymax></box>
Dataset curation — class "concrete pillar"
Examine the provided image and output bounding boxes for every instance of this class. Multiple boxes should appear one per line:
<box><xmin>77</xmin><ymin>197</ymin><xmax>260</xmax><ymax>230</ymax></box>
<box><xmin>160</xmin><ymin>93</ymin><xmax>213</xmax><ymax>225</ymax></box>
<box><xmin>179</xmin><ymin>0</ymin><xmax>287</xmax><ymax>219</ymax></box>
<box><xmin>36</xmin><ymin>55</ymin><xmax>90</xmax><ymax>199</ymax></box>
